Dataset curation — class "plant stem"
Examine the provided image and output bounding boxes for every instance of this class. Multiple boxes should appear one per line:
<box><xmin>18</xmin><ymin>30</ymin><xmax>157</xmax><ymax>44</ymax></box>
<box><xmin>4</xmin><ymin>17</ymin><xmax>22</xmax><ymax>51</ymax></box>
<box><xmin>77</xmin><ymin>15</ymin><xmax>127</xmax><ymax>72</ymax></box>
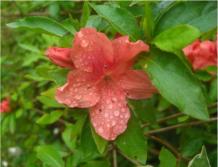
<box><xmin>142</xmin><ymin>112</ymin><xmax>183</xmax><ymax>127</ymax></box>
<box><xmin>113</xmin><ymin>148</ymin><xmax>117</xmax><ymax>167</ymax></box>
<box><xmin>145</xmin><ymin>117</ymin><xmax>217</xmax><ymax>135</ymax></box>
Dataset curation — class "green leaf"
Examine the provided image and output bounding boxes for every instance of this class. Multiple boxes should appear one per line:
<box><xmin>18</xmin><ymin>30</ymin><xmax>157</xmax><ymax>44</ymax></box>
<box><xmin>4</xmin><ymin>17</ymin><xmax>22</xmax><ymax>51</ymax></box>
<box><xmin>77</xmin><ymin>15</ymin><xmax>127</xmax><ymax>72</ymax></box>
<box><xmin>91</xmin><ymin>126</ymin><xmax>108</xmax><ymax>154</ymax></box>
<box><xmin>7</xmin><ymin>16</ymin><xmax>70</xmax><ymax>37</ymax></box>
<box><xmin>36</xmin><ymin>111</ymin><xmax>62</xmax><ymax>125</ymax></box>
<box><xmin>145</xmin><ymin>48</ymin><xmax>209</xmax><ymax>120</ymax></box>
<box><xmin>188</xmin><ymin>146</ymin><xmax>211</xmax><ymax>167</ymax></box>
<box><xmin>115</xmin><ymin>112</ymin><xmax>147</xmax><ymax>165</ymax></box>
<box><xmin>155</xmin><ymin>1</ymin><xmax>217</xmax><ymax>34</ymax></box>
<box><xmin>80</xmin><ymin>1</ymin><xmax>90</xmax><ymax>27</ymax></box>
<box><xmin>86</xmin><ymin>15</ymin><xmax>109</xmax><ymax>31</ymax></box>
<box><xmin>159</xmin><ymin>147</ymin><xmax>176</xmax><ymax>167</ymax></box>
<box><xmin>62</xmin><ymin>112</ymin><xmax>87</xmax><ymax>151</ymax></box>
<box><xmin>36</xmin><ymin>145</ymin><xmax>64</xmax><ymax>167</ymax></box>
<box><xmin>79</xmin><ymin>120</ymin><xmax>100</xmax><ymax>161</ymax></box>
<box><xmin>153</xmin><ymin>25</ymin><xmax>201</xmax><ymax>54</ymax></box>
<box><xmin>81</xmin><ymin>160</ymin><xmax>110</xmax><ymax>167</ymax></box>
<box><xmin>90</xmin><ymin>4</ymin><xmax>142</xmax><ymax>40</ymax></box>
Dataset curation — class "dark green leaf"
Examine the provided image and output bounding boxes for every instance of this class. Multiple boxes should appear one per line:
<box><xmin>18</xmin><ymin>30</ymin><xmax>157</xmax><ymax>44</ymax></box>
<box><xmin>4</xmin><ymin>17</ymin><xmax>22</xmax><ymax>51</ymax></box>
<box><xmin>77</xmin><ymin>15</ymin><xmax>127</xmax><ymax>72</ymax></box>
<box><xmin>86</xmin><ymin>15</ymin><xmax>109</xmax><ymax>31</ymax></box>
<box><xmin>7</xmin><ymin>16</ymin><xmax>70</xmax><ymax>37</ymax></box>
<box><xmin>90</xmin><ymin>4</ymin><xmax>142</xmax><ymax>40</ymax></box>
<box><xmin>145</xmin><ymin>48</ymin><xmax>209</xmax><ymax>120</ymax></box>
<box><xmin>115</xmin><ymin>112</ymin><xmax>147</xmax><ymax>165</ymax></box>
<box><xmin>153</xmin><ymin>25</ymin><xmax>201</xmax><ymax>54</ymax></box>
<box><xmin>155</xmin><ymin>1</ymin><xmax>217</xmax><ymax>34</ymax></box>
<box><xmin>81</xmin><ymin>160</ymin><xmax>110</xmax><ymax>167</ymax></box>
<box><xmin>36</xmin><ymin>111</ymin><xmax>62</xmax><ymax>125</ymax></box>
<box><xmin>188</xmin><ymin>146</ymin><xmax>211</xmax><ymax>167</ymax></box>
<box><xmin>159</xmin><ymin>147</ymin><xmax>176</xmax><ymax>167</ymax></box>
<box><xmin>36</xmin><ymin>145</ymin><xmax>64</xmax><ymax>167</ymax></box>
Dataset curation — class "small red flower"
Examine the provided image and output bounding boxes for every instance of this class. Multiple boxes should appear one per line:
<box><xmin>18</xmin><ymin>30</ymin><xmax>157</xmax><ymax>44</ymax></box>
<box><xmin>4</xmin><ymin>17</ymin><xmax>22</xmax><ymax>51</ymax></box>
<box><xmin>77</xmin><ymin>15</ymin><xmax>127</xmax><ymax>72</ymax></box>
<box><xmin>0</xmin><ymin>98</ymin><xmax>11</xmax><ymax>113</ymax></box>
<box><xmin>183</xmin><ymin>38</ymin><xmax>217</xmax><ymax>70</ymax></box>
<box><xmin>46</xmin><ymin>28</ymin><xmax>156</xmax><ymax>140</ymax></box>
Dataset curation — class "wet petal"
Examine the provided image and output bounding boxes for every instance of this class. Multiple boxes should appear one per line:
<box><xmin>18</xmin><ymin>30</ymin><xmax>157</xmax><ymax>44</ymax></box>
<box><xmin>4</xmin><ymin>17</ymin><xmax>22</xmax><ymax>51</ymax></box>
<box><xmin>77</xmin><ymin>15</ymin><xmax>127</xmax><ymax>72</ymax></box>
<box><xmin>56</xmin><ymin>70</ymin><xmax>100</xmax><ymax>108</ymax></box>
<box><xmin>46</xmin><ymin>47</ymin><xmax>74</xmax><ymax>68</ymax></box>
<box><xmin>112</xmin><ymin>36</ymin><xmax>149</xmax><ymax>63</ymax></box>
<box><xmin>90</xmin><ymin>82</ymin><xmax>130</xmax><ymax>141</ymax></box>
<box><xmin>72</xmin><ymin>28</ymin><xmax>114</xmax><ymax>75</ymax></box>
<box><xmin>119</xmin><ymin>70</ymin><xmax>157</xmax><ymax>99</ymax></box>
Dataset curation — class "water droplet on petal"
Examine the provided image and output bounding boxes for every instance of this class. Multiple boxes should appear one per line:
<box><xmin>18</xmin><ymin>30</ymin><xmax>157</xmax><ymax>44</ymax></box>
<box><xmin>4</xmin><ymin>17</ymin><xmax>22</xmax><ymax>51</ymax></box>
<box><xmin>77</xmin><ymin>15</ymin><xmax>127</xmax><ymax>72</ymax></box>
<box><xmin>111</xmin><ymin>120</ymin><xmax>116</xmax><ymax>126</ymax></box>
<box><xmin>98</xmin><ymin>126</ymin><xmax>103</xmax><ymax>133</ymax></box>
<box><xmin>81</xmin><ymin>40</ymin><xmax>89</xmax><ymax>47</ymax></box>
<box><xmin>114</xmin><ymin>110</ymin><xmax>120</xmax><ymax>116</ymax></box>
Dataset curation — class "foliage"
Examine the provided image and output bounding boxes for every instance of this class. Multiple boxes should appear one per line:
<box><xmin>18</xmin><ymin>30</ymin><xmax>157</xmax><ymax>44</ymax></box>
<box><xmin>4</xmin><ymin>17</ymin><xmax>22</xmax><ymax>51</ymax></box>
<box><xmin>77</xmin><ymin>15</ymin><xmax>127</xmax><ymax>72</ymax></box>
<box><xmin>1</xmin><ymin>1</ymin><xmax>217</xmax><ymax>167</ymax></box>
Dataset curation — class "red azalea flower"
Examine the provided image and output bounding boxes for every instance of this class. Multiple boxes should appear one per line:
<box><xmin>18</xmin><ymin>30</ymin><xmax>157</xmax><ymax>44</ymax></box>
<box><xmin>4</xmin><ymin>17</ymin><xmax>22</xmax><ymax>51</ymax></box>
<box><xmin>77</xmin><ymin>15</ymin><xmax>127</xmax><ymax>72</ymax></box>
<box><xmin>46</xmin><ymin>28</ymin><xmax>156</xmax><ymax>140</ymax></box>
<box><xmin>183</xmin><ymin>38</ymin><xmax>217</xmax><ymax>70</ymax></box>
<box><xmin>0</xmin><ymin>98</ymin><xmax>11</xmax><ymax>113</ymax></box>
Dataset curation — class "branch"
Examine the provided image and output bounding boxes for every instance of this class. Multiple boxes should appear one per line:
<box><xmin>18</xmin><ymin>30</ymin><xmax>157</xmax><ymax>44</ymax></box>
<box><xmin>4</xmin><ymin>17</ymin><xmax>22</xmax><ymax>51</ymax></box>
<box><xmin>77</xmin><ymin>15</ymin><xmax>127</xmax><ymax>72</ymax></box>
<box><xmin>117</xmin><ymin>149</ymin><xmax>142</xmax><ymax>166</ymax></box>
<box><xmin>145</xmin><ymin>117</ymin><xmax>217</xmax><ymax>135</ymax></box>
<box><xmin>142</xmin><ymin>112</ymin><xmax>183</xmax><ymax>128</ymax></box>
<box><xmin>146</xmin><ymin>134</ymin><xmax>189</xmax><ymax>162</ymax></box>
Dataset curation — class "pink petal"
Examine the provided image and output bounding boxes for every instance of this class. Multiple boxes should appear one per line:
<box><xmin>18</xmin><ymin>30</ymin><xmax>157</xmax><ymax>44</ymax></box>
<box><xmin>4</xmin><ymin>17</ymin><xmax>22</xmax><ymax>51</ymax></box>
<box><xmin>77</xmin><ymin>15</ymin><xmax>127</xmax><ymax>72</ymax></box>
<box><xmin>46</xmin><ymin>47</ymin><xmax>74</xmax><ymax>68</ymax></box>
<box><xmin>89</xmin><ymin>82</ymin><xmax>130</xmax><ymax>141</ymax></box>
<box><xmin>118</xmin><ymin>70</ymin><xmax>157</xmax><ymax>99</ymax></box>
<box><xmin>112</xmin><ymin>36</ymin><xmax>149</xmax><ymax>63</ymax></box>
<box><xmin>72</xmin><ymin>28</ymin><xmax>114</xmax><ymax>75</ymax></box>
<box><xmin>56</xmin><ymin>70</ymin><xmax>100</xmax><ymax>108</ymax></box>
<box><xmin>0</xmin><ymin>99</ymin><xmax>11</xmax><ymax>113</ymax></box>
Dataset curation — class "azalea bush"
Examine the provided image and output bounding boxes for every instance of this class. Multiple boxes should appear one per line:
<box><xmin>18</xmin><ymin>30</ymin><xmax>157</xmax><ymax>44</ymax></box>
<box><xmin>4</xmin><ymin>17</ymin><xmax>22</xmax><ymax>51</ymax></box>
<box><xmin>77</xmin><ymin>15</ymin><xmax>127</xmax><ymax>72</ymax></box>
<box><xmin>1</xmin><ymin>1</ymin><xmax>217</xmax><ymax>167</ymax></box>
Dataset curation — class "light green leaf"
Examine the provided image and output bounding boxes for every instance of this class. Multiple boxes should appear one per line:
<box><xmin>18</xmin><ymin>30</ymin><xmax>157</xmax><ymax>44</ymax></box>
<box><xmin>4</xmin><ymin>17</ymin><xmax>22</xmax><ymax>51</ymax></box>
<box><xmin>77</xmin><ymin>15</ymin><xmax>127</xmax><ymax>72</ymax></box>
<box><xmin>86</xmin><ymin>15</ymin><xmax>109</xmax><ymax>31</ymax></box>
<box><xmin>7</xmin><ymin>16</ymin><xmax>70</xmax><ymax>37</ymax></box>
<box><xmin>188</xmin><ymin>146</ymin><xmax>211</xmax><ymax>167</ymax></box>
<box><xmin>36</xmin><ymin>145</ymin><xmax>64</xmax><ymax>167</ymax></box>
<box><xmin>145</xmin><ymin>48</ymin><xmax>209</xmax><ymax>120</ymax></box>
<box><xmin>159</xmin><ymin>147</ymin><xmax>176</xmax><ymax>167</ymax></box>
<box><xmin>90</xmin><ymin>4</ymin><xmax>142</xmax><ymax>40</ymax></box>
<box><xmin>115</xmin><ymin>112</ymin><xmax>147</xmax><ymax>165</ymax></box>
<box><xmin>155</xmin><ymin>1</ymin><xmax>217</xmax><ymax>34</ymax></box>
<box><xmin>36</xmin><ymin>111</ymin><xmax>63</xmax><ymax>125</ymax></box>
<box><xmin>153</xmin><ymin>25</ymin><xmax>201</xmax><ymax>54</ymax></box>
<box><xmin>80</xmin><ymin>2</ymin><xmax>90</xmax><ymax>27</ymax></box>
<box><xmin>91</xmin><ymin>126</ymin><xmax>108</xmax><ymax>154</ymax></box>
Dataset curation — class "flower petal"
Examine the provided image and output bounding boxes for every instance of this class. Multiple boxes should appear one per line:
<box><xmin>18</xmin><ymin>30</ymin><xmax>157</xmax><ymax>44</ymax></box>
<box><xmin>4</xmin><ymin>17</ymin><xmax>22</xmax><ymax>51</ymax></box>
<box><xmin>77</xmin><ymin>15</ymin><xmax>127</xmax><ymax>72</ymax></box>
<box><xmin>90</xmin><ymin>82</ymin><xmax>130</xmax><ymax>141</ymax></box>
<box><xmin>118</xmin><ymin>70</ymin><xmax>157</xmax><ymax>99</ymax></box>
<box><xmin>112</xmin><ymin>36</ymin><xmax>149</xmax><ymax>63</ymax></box>
<box><xmin>183</xmin><ymin>39</ymin><xmax>217</xmax><ymax>70</ymax></box>
<box><xmin>72</xmin><ymin>28</ymin><xmax>114</xmax><ymax>75</ymax></box>
<box><xmin>46</xmin><ymin>47</ymin><xmax>74</xmax><ymax>68</ymax></box>
<box><xmin>56</xmin><ymin>70</ymin><xmax>100</xmax><ymax>108</ymax></box>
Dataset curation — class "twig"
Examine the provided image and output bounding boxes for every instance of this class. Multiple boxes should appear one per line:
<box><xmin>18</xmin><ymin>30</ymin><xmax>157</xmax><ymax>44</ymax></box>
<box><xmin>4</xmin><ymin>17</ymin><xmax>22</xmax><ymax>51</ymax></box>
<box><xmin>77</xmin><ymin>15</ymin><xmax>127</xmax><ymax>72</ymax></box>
<box><xmin>113</xmin><ymin>148</ymin><xmax>117</xmax><ymax>167</ymax></box>
<box><xmin>117</xmin><ymin>149</ymin><xmax>142</xmax><ymax>166</ymax></box>
<box><xmin>146</xmin><ymin>135</ymin><xmax>182</xmax><ymax>159</ymax></box>
<box><xmin>142</xmin><ymin>112</ymin><xmax>183</xmax><ymax>128</ymax></box>
<box><xmin>144</xmin><ymin>117</ymin><xmax>217</xmax><ymax>135</ymax></box>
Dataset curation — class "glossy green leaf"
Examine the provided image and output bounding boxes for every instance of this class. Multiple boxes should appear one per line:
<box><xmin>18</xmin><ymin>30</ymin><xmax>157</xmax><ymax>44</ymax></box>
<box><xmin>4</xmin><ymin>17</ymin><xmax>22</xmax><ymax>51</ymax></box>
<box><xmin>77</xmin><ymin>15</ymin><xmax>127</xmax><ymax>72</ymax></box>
<box><xmin>91</xmin><ymin>126</ymin><xmax>108</xmax><ymax>154</ymax></box>
<box><xmin>90</xmin><ymin>4</ymin><xmax>142</xmax><ymax>40</ymax></box>
<box><xmin>80</xmin><ymin>2</ymin><xmax>90</xmax><ymax>27</ymax></box>
<box><xmin>86</xmin><ymin>15</ymin><xmax>109</xmax><ymax>31</ymax></box>
<box><xmin>36</xmin><ymin>111</ymin><xmax>62</xmax><ymax>125</ymax></box>
<box><xmin>115</xmin><ymin>112</ymin><xmax>147</xmax><ymax>165</ymax></box>
<box><xmin>153</xmin><ymin>25</ymin><xmax>201</xmax><ymax>53</ymax></box>
<box><xmin>7</xmin><ymin>16</ymin><xmax>70</xmax><ymax>37</ymax></box>
<box><xmin>188</xmin><ymin>146</ymin><xmax>211</xmax><ymax>167</ymax></box>
<box><xmin>145</xmin><ymin>48</ymin><xmax>209</xmax><ymax>120</ymax></box>
<box><xmin>159</xmin><ymin>147</ymin><xmax>176</xmax><ymax>167</ymax></box>
<box><xmin>155</xmin><ymin>1</ymin><xmax>217</xmax><ymax>34</ymax></box>
<box><xmin>36</xmin><ymin>145</ymin><xmax>64</xmax><ymax>167</ymax></box>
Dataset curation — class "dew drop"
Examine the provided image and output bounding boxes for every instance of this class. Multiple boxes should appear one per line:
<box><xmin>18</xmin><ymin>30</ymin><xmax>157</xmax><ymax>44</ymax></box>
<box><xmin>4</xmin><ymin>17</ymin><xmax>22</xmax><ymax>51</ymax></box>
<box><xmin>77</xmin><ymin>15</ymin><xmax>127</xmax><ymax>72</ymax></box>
<box><xmin>114</xmin><ymin>110</ymin><xmax>120</xmax><ymax>117</ymax></box>
<box><xmin>81</xmin><ymin>40</ymin><xmax>89</xmax><ymax>47</ymax></box>
<box><xmin>98</xmin><ymin>127</ymin><xmax>103</xmax><ymax>133</ymax></box>
<box><xmin>111</xmin><ymin>120</ymin><xmax>116</xmax><ymax>126</ymax></box>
